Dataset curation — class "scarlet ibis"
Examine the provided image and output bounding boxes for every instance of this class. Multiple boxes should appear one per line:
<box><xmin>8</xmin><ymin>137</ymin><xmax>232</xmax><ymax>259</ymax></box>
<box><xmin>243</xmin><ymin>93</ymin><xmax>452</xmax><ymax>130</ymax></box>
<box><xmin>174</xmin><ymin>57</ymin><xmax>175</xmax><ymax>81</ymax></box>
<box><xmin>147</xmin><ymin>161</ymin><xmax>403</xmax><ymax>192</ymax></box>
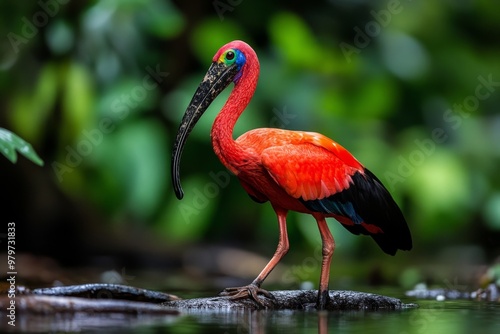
<box><xmin>171</xmin><ymin>40</ymin><xmax>412</xmax><ymax>309</ymax></box>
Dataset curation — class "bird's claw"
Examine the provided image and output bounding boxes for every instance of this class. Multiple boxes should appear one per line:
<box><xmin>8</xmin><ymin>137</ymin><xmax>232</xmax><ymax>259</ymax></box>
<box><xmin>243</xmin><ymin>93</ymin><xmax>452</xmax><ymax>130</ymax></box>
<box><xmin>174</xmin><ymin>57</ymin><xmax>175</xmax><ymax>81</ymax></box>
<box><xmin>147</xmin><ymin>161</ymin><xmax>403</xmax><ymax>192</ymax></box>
<box><xmin>219</xmin><ymin>284</ymin><xmax>275</xmax><ymax>307</ymax></box>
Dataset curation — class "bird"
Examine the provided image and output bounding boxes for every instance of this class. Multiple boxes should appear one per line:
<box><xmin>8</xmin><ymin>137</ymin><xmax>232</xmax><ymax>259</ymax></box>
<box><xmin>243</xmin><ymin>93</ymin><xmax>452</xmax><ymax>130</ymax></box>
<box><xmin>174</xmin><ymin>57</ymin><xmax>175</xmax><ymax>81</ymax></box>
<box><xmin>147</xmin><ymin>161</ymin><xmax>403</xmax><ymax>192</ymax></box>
<box><xmin>171</xmin><ymin>40</ymin><xmax>412</xmax><ymax>310</ymax></box>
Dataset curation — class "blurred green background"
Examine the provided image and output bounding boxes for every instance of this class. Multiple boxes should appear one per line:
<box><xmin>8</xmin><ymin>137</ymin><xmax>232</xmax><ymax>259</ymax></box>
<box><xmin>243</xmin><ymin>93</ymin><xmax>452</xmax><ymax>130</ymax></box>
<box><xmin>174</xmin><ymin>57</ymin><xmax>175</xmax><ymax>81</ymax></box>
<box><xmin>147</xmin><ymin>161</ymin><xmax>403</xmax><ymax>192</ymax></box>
<box><xmin>1</xmin><ymin>0</ymin><xmax>499</xmax><ymax>291</ymax></box>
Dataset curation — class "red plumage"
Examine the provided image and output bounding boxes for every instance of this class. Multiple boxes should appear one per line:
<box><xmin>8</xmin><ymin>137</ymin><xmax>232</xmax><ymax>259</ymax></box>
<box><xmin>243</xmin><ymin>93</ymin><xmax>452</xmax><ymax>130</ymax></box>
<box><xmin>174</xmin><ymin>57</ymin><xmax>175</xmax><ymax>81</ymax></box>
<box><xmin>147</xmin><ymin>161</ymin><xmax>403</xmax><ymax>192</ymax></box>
<box><xmin>172</xmin><ymin>40</ymin><xmax>412</xmax><ymax>309</ymax></box>
<box><xmin>231</xmin><ymin>129</ymin><xmax>359</xmax><ymax>206</ymax></box>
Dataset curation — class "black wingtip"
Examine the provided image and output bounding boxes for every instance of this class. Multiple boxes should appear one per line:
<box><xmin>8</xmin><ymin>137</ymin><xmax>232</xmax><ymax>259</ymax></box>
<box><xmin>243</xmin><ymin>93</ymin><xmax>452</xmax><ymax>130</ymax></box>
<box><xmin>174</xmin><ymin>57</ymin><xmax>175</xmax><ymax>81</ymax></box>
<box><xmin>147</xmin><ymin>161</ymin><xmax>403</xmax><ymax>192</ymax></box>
<box><xmin>300</xmin><ymin>168</ymin><xmax>412</xmax><ymax>255</ymax></box>
<box><xmin>359</xmin><ymin>168</ymin><xmax>412</xmax><ymax>254</ymax></box>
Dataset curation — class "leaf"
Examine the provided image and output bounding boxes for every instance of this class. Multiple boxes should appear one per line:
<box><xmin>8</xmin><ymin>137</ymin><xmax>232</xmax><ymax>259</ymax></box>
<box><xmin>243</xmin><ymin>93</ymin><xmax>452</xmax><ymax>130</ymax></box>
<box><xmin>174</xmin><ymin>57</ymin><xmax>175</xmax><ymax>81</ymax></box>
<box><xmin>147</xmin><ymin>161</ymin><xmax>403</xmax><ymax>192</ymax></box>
<box><xmin>9</xmin><ymin>62</ymin><xmax>58</xmax><ymax>143</ymax></box>
<box><xmin>60</xmin><ymin>62</ymin><xmax>95</xmax><ymax>144</ymax></box>
<box><xmin>0</xmin><ymin>128</ymin><xmax>44</xmax><ymax>166</ymax></box>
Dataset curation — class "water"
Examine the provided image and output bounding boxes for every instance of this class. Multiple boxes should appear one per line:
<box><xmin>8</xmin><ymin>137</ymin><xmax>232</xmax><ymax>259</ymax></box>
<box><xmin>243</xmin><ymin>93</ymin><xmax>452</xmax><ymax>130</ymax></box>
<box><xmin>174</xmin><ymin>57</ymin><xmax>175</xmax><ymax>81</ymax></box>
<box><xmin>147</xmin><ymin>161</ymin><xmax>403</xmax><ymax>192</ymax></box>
<box><xmin>6</xmin><ymin>293</ymin><xmax>500</xmax><ymax>333</ymax></box>
<box><xmin>138</xmin><ymin>300</ymin><xmax>500</xmax><ymax>334</ymax></box>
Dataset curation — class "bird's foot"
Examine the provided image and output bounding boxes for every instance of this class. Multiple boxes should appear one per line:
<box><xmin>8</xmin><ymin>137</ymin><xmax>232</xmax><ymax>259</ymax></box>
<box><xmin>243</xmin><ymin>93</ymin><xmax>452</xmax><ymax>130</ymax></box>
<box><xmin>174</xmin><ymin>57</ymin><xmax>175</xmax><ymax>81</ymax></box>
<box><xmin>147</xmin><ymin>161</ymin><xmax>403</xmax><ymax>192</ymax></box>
<box><xmin>316</xmin><ymin>289</ymin><xmax>331</xmax><ymax>310</ymax></box>
<box><xmin>219</xmin><ymin>284</ymin><xmax>275</xmax><ymax>307</ymax></box>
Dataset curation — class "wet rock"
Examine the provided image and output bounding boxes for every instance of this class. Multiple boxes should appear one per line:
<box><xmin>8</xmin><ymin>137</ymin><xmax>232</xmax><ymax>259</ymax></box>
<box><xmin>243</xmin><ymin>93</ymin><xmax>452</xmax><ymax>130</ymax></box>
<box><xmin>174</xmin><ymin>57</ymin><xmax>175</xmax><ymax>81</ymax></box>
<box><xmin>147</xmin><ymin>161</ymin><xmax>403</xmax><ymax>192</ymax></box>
<box><xmin>164</xmin><ymin>290</ymin><xmax>416</xmax><ymax>311</ymax></box>
<box><xmin>31</xmin><ymin>283</ymin><xmax>180</xmax><ymax>303</ymax></box>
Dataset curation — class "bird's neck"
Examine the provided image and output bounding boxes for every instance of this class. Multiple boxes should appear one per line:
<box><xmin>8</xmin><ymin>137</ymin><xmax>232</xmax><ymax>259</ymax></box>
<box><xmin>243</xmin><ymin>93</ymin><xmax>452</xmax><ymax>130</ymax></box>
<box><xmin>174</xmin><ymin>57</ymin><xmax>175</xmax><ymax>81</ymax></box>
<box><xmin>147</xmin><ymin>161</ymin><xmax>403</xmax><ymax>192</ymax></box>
<box><xmin>211</xmin><ymin>60</ymin><xmax>259</xmax><ymax>174</ymax></box>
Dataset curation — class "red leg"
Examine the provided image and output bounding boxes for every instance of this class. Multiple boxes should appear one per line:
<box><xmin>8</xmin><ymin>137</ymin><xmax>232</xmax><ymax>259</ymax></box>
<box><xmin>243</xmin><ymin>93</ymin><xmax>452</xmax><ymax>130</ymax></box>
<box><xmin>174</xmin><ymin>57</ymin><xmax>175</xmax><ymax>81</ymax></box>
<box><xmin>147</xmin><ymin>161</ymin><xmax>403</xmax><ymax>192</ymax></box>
<box><xmin>220</xmin><ymin>207</ymin><xmax>289</xmax><ymax>306</ymax></box>
<box><xmin>315</xmin><ymin>215</ymin><xmax>335</xmax><ymax>309</ymax></box>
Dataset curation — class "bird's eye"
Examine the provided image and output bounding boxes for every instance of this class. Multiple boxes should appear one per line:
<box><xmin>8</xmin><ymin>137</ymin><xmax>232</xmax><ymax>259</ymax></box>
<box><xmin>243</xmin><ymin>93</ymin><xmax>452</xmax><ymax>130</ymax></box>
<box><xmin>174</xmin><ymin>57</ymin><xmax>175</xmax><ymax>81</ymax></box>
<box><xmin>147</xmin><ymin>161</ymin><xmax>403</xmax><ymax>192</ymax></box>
<box><xmin>225</xmin><ymin>50</ymin><xmax>235</xmax><ymax>61</ymax></box>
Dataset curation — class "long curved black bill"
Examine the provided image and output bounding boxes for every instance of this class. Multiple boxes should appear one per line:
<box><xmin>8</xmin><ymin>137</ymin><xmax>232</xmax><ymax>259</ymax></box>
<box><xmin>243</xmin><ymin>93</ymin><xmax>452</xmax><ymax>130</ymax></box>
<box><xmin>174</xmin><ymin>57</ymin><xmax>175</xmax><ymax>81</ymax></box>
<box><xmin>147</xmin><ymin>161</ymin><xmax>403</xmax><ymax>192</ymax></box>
<box><xmin>171</xmin><ymin>61</ymin><xmax>239</xmax><ymax>199</ymax></box>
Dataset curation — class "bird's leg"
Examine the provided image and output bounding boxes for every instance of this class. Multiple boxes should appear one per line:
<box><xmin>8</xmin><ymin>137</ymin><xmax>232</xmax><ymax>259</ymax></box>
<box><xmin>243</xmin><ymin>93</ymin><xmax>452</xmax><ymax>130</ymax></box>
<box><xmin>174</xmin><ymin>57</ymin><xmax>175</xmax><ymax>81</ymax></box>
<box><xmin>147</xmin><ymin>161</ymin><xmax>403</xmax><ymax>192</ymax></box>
<box><xmin>315</xmin><ymin>215</ymin><xmax>335</xmax><ymax>310</ymax></box>
<box><xmin>220</xmin><ymin>208</ymin><xmax>289</xmax><ymax>307</ymax></box>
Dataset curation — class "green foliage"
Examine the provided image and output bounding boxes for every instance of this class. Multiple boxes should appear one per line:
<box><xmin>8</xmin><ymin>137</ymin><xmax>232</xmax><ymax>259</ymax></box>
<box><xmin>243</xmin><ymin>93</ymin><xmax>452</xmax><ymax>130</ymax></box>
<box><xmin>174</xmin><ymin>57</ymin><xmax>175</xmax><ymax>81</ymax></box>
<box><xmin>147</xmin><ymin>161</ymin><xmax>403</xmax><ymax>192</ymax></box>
<box><xmin>10</xmin><ymin>63</ymin><xmax>58</xmax><ymax>143</ymax></box>
<box><xmin>60</xmin><ymin>62</ymin><xmax>96</xmax><ymax>144</ymax></box>
<box><xmin>270</xmin><ymin>12</ymin><xmax>323</xmax><ymax>70</ymax></box>
<box><xmin>0</xmin><ymin>128</ymin><xmax>43</xmax><ymax>166</ymax></box>
<box><xmin>191</xmin><ymin>18</ymin><xmax>249</xmax><ymax>63</ymax></box>
<box><xmin>141</xmin><ymin>0</ymin><xmax>185</xmax><ymax>38</ymax></box>
<box><xmin>157</xmin><ymin>176</ymin><xmax>216</xmax><ymax>242</ymax></box>
<box><xmin>1</xmin><ymin>0</ymin><xmax>500</xmax><ymax>263</ymax></box>
<box><xmin>90</xmin><ymin>120</ymin><xmax>169</xmax><ymax>220</ymax></box>
<box><xmin>484</xmin><ymin>194</ymin><xmax>500</xmax><ymax>230</ymax></box>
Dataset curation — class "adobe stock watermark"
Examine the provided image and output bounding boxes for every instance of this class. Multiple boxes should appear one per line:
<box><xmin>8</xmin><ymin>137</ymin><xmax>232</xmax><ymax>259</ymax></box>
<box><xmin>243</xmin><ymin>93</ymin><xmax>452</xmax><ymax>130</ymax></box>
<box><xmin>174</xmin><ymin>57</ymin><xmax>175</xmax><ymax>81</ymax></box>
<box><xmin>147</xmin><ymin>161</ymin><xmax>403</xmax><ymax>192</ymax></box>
<box><xmin>384</xmin><ymin>74</ymin><xmax>499</xmax><ymax>191</ymax></box>
<box><xmin>51</xmin><ymin>65</ymin><xmax>169</xmax><ymax>182</ymax></box>
<box><xmin>339</xmin><ymin>0</ymin><xmax>411</xmax><ymax>63</ymax></box>
<box><xmin>177</xmin><ymin>105</ymin><xmax>296</xmax><ymax>223</ymax></box>
<box><xmin>7</xmin><ymin>0</ymin><xmax>69</xmax><ymax>54</ymax></box>
<box><xmin>270</xmin><ymin>105</ymin><xmax>296</xmax><ymax>129</ymax></box>
<box><xmin>178</xmin><ymin>170</ymin><xmax>232</xmax><ymax>224</ymax></box>
<box><xmin>213</xmin><ymin>0</ymin><xmax>244</xmax><ymax>21</ymax></box>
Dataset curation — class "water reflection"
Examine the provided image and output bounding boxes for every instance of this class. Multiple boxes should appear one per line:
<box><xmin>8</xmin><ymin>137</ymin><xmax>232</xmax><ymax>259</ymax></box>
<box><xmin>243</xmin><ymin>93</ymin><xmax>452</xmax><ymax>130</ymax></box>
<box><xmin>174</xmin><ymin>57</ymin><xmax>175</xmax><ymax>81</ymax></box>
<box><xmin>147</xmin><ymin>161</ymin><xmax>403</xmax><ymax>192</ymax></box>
<box><xmin>4</xmin><ymin>299</ymin><xmax>500</xmax><ymax>333</ymax></box>
<box><xmin>175</xmin><ymin>300</ymin><xmax>500</xmax><ymax>334</ymax></box>
<box><xmin>178</xmin><ymin>307</ymin><xmax>413</xmax><ymax>333</ymax></box>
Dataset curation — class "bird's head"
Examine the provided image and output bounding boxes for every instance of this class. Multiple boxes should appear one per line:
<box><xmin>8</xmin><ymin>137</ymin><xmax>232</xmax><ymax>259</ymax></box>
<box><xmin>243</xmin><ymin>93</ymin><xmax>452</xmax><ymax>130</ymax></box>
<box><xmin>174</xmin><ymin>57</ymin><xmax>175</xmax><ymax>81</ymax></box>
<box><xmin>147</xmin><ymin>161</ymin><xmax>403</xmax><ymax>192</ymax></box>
<box><xmin>213</xmin><ymin>43</ymin><xmax>248</xmax><ymax>83</ymax></box>
<box><xmin>171</xmin><ymin>40</ymin><xmax>256</xmax><ymax>199</ymax></box>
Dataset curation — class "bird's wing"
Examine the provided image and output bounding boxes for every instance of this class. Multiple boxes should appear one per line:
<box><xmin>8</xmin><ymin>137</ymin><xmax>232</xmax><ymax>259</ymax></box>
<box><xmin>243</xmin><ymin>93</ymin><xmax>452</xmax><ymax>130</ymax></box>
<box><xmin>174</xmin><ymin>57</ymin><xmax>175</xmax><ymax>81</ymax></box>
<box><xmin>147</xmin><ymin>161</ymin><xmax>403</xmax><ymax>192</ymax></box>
<box><xmin>261</xmin><ymin>142</ymin><xmax>360</xmax><ymax>201</ymax></box>
<box><xmin>261</xmin><ymin>135</ymin><xmax>412</xmax><ymax>255</ymax></box>
<box><xmin>301</xmin><ymin>131</ymin><xmax>363</xmax><ymax>171</ymax></box>
<box><xmin>259</xmin><ymin>131</ymin><xmax>363</xmax><ymax>201</ymax></box>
